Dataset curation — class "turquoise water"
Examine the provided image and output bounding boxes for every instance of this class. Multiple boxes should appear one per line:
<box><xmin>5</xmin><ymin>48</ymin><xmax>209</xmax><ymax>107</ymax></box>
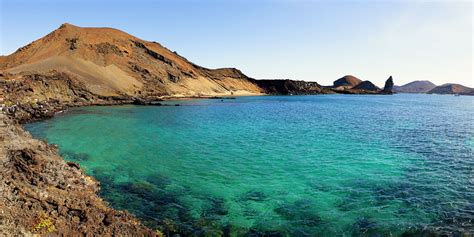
<box><xmin>26</xmin><ymin>94</ymin><xmax>474</xmax><ymax>236</ymax></box>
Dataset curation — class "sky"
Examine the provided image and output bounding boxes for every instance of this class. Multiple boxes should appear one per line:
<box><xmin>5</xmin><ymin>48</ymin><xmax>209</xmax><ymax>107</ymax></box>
<box><xmin>0</xmin><ymin>0</ymin><xmax>472</xmax><ymax>87</ymax></box>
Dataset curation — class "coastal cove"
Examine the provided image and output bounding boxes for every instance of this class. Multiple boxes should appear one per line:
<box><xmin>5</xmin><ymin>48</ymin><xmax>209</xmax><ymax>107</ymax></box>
<box><xmin>1</xmin><ymin>3</ymin><xmax>472</xmax><ymax>235</ymax></box>
<box><xmin>25</xmin><ymin>94</ymin><xmax>474</xmax><ymax>236</ymax></box>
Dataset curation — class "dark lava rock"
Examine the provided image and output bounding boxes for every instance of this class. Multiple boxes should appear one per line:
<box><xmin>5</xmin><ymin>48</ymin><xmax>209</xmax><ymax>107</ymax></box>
<box><xmin>66</xmin><ymin>161</ymin><xmax>81</xmax><ymax>169</ymax></box>
<box><xmin>254</xmin><ymin>79</ymin><xmax>322</xmax><ymax>95</ymax></box>
<box><xmin>132</xmin><ymin>98</ymin><xmax>163</xmax><ymax>106</ymax></box>
<box><xmin>0</xmin><ymin>114</ymin><xmax>157</xmax><ymax>236</ymax></box>
<box><xmin>352</xmin><ymin>80</ymin><xmax>380</xmax><ymax>91</ymax></box>
<box><xmin>239</xmin><ymin>191</ymin><xmax>268</xmax><ymax>202</ymax></box>
<box><xmin>208</xmin><ymin>96</ymin><xmax>236</xmax><ymax>100</ymax></box>
<box><xmin>65</xmin><ymin>37</ymin><xmax>79</xmax><ymax>50</ymax></box>
<box><xmin>246</xmin><ymin>228</ymin><xmax>285</xmax><ymax>237</ymax></box>
<box><xmin>95</xmin><ymin>42</ymin><xmax>123</xmax><ymax>56</ymax></box>
<box><xmin>353</xmin><ymin>217</ymin><xmax>377</xmax><ymax>234</ymax></box>
<box><xmin>274</xmin><ymin>199</ymin><xmax>322</xmax><ymax>227</ymax></box>
<box><xmin>383</xmin><ymin>76</ymin><xmax>394</xmax><ymax>93</ymax></box>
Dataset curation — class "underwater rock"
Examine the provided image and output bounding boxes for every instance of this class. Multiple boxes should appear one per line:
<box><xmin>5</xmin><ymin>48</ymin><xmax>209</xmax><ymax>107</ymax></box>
<box><xmin>202</xmin><ymin>197</ymin><xmax>229</xmax><ymax>217</ymax></box>
<box><xmin>146</xmin><ymin>173</ymin><xmax>172</xmax><ymax>188</ymax></box>
<box><xmin>246</xmin><ymin>228</ymin><xmax>285</xmax><ymax>237</ymax></box>
<box><xmin>61</xmin><ymin>150</ymin><xmax>91</xmax><ymax>161</ymax></box>
<box><xmin>132</xmin><ymin>98</ymin><xmax>164</xmax><ymax>106</ymax></box>
<box><xmin>353</xmin><ymin>217</ymin><xmax>377</xmax><ymax>234</ymax></box>
<box><xmin>239</xmin><ymin>190</ymin><xmax>268</xmax><ymax>202</ymax></box>
<box><xmin>274</xmin><ymin>199</ymin><xmax>322</xmax><ymax>227</ymax></box>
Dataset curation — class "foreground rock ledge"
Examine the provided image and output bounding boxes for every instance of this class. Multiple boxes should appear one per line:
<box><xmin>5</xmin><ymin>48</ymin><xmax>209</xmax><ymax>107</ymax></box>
<box><xmin>0</xmin><ymin>113</ymin><xmax>157</xmax><ymax>236</ymax></box>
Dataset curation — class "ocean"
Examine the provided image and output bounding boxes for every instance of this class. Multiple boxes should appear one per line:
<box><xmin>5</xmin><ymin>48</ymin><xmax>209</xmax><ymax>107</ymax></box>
<box><xmin>25</xmin><ymin>94</ymin><xmax>474</xmax><ymax>236</ymax></box>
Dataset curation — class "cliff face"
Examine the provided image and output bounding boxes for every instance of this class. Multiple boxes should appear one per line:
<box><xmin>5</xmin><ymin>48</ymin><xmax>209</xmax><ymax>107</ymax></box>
<box><xmin>253</xmin><ymin>79</ymin><xmax>324</xmax><ymax>95</ymax></box>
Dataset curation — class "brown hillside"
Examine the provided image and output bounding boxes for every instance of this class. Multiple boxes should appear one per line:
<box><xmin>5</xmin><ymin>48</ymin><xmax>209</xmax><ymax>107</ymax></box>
<box><xmin>333</xmin><ymin>75</ymin><xmax>362</xmax><ymax>88</ymax></box>
<box><xmin>427</xmin><ymin>83</ymin><xmax>474</xmax><ymax>95</ymax></box>
<box><xmin>0</xmin><ymin>23</ymin><xmax>263</xmax><ymax>97</ymax></box>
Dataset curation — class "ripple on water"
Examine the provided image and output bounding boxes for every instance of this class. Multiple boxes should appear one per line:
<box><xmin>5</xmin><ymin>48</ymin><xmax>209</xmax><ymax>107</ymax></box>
<box><xmin>25</xmin><ymin>94</ymin><xmax>474</xmax><ymax>235</ymax></box>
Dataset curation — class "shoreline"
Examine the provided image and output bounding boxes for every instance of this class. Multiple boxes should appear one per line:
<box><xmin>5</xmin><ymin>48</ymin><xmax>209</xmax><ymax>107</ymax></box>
<box><xmin>2</xmin><ymin>93</ymin><xmax>470</xmax><ymax>235</ymax></box>
<box><xmin>0</xmin><ymin>92</ymin><xmax>370</xmax><ymax>235</ymax></box>
<box><xmin>0</xmin><ymin>69</ymin><xmax>394</xmax><ymax>235</ymax></box>
<box><xmin>0</xmin><ymin>91</ymin><xmax>265</xmax><ymax>235</ymax></box>
<box><xmin>12</xmin><ymin>94</ymin><xmax>472</xmax><ymax>236</ymax></box>
<box><xmin>0</xmin><ymin>112</ymin><xmax>159</xmax><ymax>236</ymax></box>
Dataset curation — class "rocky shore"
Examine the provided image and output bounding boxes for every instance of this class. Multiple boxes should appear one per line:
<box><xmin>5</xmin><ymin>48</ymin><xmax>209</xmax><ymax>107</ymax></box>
<box><xmin>0</xmin><ymin>112</ymin><xmax>159</xmax><ymax>236</ymax></box>
<box><xmin>0</xmin><ymin>71</ymin><xmax>164</xmax><ymax>235</ymax></box>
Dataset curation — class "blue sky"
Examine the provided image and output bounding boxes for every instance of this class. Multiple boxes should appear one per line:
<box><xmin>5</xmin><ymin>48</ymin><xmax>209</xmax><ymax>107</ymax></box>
<box><xmin>1</xmin><ymin>0</ymin><xmax>472</xmax><ymax>87</ymax></box>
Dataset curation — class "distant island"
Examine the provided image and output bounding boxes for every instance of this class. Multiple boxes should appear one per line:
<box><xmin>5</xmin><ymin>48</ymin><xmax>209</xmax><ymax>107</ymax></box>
<box><xmin>427</xmin><ymin>83</ymin><xmax>474</xmax><ymax>96</ymax></box>
<box><xmin>394</xmin><ymin>80</ymin><xmax>437</xmax><ymax>93</ymax></box>
<box><xmin>394</xmin><ymin>80</ymin><xmax>474</xmax><ymax>95</ymax></box>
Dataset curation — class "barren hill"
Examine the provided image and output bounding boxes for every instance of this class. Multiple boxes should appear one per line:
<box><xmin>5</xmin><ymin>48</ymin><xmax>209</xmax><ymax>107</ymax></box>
<box><xmin>333</xmin><ymin>75</ymin><xmax>362</xmax><ymax>88</ymax></box>
<box><xmin>0</xmin><ymin>23</ymin><xmax>262</xmax><ymax>97</ymax></box>
<box><xmin>427</xmin><ymin>83</ymin><xmax>474</xmax><ymax>95</ymax></box>
<box><xmin>394</xmin><ymin>80</ymin><xmax>436</xmax><ymax>93</ymax></box>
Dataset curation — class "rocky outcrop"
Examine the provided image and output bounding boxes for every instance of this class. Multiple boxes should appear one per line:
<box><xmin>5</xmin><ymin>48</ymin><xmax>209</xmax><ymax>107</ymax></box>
<box><xmin>382</xmin><ymin>76</ymin><xmax>394</xmax><ymax>94</ymax></box>
<box><xmin>0</xmin><ymin>113</ymin><xmax>158</xmax><ymax>236</ymax></box>
<box><xmin>95</xmin><ymin>42</ymin><xmax>123</xmax><ymax>56</ymax></box>
<box><xmin>0</xmin><ymin>71</ymin><xmax>133</xmax><ymax>123</ymax></box>
<box><xmin>352</xmin><ymin>81</ymin><xmax>380</xmax><ymax>91</ymax></box>
<box><xmin>65</xmin><ymin>38</ymin><xmax>79</xmax><ymax>50</ymax></box>
<box><xmin>329</xmin><ymin>75</ymin><xmax>397</xmax><ymax>95</ymax></box>
<box><xmin>253</xmin><ymin>79</ymin><xmax>324</xmax><ymax>95</ymax></box>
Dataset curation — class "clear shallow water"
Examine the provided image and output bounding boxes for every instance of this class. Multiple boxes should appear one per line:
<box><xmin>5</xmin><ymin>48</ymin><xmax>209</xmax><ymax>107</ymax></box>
<box><xmin>26</xmin><ymin>94</ymin><xmax>474</xmax><ymax>236</ymax></box>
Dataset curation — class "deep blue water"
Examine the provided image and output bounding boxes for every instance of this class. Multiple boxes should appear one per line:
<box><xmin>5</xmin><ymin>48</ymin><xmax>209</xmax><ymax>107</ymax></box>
<box><xmin>26</xmin><ymin>94</ymin><xmax>474</xmax><ymax>236</ymax></box>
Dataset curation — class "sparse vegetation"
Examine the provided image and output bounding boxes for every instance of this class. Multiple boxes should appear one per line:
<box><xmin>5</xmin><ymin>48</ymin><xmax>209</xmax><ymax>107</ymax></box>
<box><xmin>155</xmin><ymin>229</ymin><xmax>164</xmax><ymax>237</ymax></box>
<box><xmin>32</xmin><ymin>213</ymin><xmax>56</xmax><ymax>233</ymax></box>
